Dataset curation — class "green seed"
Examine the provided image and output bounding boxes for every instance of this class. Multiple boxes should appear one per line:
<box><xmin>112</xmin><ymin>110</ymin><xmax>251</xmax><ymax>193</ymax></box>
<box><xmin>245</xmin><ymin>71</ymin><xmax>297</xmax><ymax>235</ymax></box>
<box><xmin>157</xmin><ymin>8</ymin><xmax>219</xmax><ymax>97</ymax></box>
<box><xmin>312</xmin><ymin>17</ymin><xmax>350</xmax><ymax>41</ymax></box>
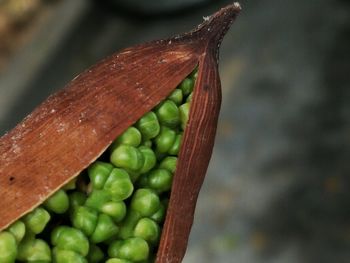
<box><xmin>140</xmin><ymin>140</ymin><xmax>152</xmax><ymax>148</ymax></box>
<box><xmin>72</xmin><ymin>206</ymin><xmax>98</xmax><ymax>237</ymax></box>
<box><xmin>154</xmin><ymin>126</ymin><xmax>176</xmax><ymax>153</ymax></box>
<box><xmin>179</xmin><ymin>77</ymin><xmax>194</xmax><ymax>96</ymax></box>
<box><xmin>43</xmin><ymin>189</ymin><xmax>69</xmax><ymax>214</ymax></box>
<box><xmin>23</xmin><ymin>207</ymin><xmax>50</xmax><ymax>235</ymax></box>
<box><xmin>87</xmin><ymin>244</ymin><xmax>104</xmax><ymax>263</ymax></box>
<box><xmin>100</xmin><ymin>201</ymin><xmax>126</xmax><ymax>223</ymax></box>
<box><xmin>88</xmin><ymin>161</ymin><xmax>114</xmax><ymax>190</ymax></box>
<box><xmin>186</xmin><ymin>92</ymin><xmax>193</xmax><ymax>102</ymax></box>
<box><xmin>134</xmin><ymin>218</ymin><xmax>160</xmax><ymax>244</ymax></box>
<box><xmin>108</xmin><ymin>237</ymin><xmax>149</xmax><ymax>262</ymax></box>
<box><xmin>130</xmin><ymin>189</ymin><xmax>160</xmax><ymax>217</ymax></box>
<box><xmin>179</xmin><ymin>102</ymin><xmax>190</xmax><ymax>130</ymax></box>
<box><xmin>63</xmin><ymin>177</ymin><xmax>77</xmax><ymax>190</ymax></box>
<box><xmin>111</xmin><ymin>127</ymin><xmax>142</xmax><ymax>150</ymax></box>
<box><xmin>85</xmin><ymin>190</ymin><xmax>110</xmax><ymax>210</ymax></box>
<box><xmin>138</xmin><ymin>146</ymin><xmax>157</xmax><ymax>174</ymax></box>
<box><xmin>90</xmin><ymin>214</ymin><xmax>119</xmax><ymax>244</ymax></box>
<box><xmin>0</xmin><ymin>232</ymin><xmax>17</xmax><ymax>263</ymax></box>
<box><xmin>136</xmin><ymin>112</ymin><xmax>160</xmax><ymax>140</ymax></box>
<box><xmin>150</xmin><ymin>201</ymin><xmax>167</xmax><ymax>224</ymax></box>
<box><xmin>52</xmin><ymin>248</ymin><xmax>87</xmax><ymax>263</ymax></box>
<box><xmin>51</xmin><ymin>226</ymin><xmax>89</xmax><ymax>256</ymax></box>
<box><xmin>106</xmin><ymin>258</ymin><xmax>132</xmax><ymax>263</ymax></box>
<box><xmin>103</xmin><ymin>168</ymin><xmax>134</xmax><ymax>201</ymax></box>
<box><xmin>168</xmin><ymin>89</ymin><xmax>183</xmax><ymax>105</ymax></box>
<box><xmin>155</xmin><ymin>100</ymin><xmax>180</xmax><ymax>128</ymax></box>
<box><xmin>8</xmin><ymin>220</ymin><xmax>26</xmax><ymax>244</ymax></box>
<box><xmin>168</xmin><ymin>133</ymin><xmax>182</xmax><ymax>155</ymax></box>
<box><xmin>147</xmin><ymin>169</ymin><xmax>173</xmax><ymax>193</ymax></box>
<box><xmin>118</xmin><ymin>210</ymin><xmax>141</xmax><ymax>240</ymax></box>
<box><xmin>110</xmin><ymin>145</ymin><xmax>144</xmax><ymax>172</ymax></box>
<box><xmin>17</xmin><ymin>238</ymin><xmax>51</xmax><ymax>262</ymax></box>
<box><xmin>159</xmin><ymin>156</ymin><xmax>177</xmax><ymax>173</ymax></box>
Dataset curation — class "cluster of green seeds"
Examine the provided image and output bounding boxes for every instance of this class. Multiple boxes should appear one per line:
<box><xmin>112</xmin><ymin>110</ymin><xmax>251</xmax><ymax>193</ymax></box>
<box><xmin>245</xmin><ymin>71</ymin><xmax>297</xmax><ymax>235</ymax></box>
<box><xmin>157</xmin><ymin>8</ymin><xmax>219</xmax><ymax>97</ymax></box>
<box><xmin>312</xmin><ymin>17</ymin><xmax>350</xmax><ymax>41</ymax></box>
<box><xmin>0</xmin><ymin>69</ymin><xmax>197</xmax><ymax>263</ymax></box>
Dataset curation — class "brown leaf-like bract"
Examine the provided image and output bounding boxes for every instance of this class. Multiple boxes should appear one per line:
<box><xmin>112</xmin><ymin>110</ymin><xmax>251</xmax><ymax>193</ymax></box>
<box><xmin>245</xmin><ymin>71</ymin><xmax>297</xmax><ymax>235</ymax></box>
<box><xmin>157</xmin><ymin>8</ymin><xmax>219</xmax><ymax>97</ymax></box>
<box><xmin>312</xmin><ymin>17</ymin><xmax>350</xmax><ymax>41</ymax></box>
<box><xmin>0</xmin><ymin>3</ymin><xmax>241</xmax><ymax>262</ymax></box>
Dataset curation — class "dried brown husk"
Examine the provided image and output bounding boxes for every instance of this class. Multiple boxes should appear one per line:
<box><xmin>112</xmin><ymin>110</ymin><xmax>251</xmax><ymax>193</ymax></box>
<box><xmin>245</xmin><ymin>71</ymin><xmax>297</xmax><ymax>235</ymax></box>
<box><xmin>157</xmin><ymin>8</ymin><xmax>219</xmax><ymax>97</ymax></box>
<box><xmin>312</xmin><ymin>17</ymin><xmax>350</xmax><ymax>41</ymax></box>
<box><xmin>0</xmin><ymin>3</ymin><xmax>241</xmax><ymax>262</ymax></box>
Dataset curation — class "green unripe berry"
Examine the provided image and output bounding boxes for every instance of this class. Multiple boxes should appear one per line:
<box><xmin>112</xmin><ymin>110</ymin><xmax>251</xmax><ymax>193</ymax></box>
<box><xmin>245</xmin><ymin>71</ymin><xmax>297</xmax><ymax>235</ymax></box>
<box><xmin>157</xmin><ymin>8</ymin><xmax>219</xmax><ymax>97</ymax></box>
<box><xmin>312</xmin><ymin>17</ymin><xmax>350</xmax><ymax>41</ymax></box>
<box><xmin>139</xmin><ymin>146</ymin><xmax>157</xmax><ymax>174</ymax></box>
<box><xmin>136</xmin><ymin>112</ymin><xmax>160</xmax><ymax>140</ymax></box>
<box><xmin>154</xmin><ymin>126</ymin><xmax>176</xmax><ymax>153</ymax></box>
<box><xmin>168</xmin><ymin>133</ymin><xmax>182</xmax><ymax>155</ymax></box>
<box><xmin>88</xmin><ymin>161</ymin><xmax>114</xmax><ymax>190</ymax></box>
<box><xmin>108</xmin><ymin>237</ymin><xmax>149</xmax><ymax>262</ymax></box>
<box><xmin>155</xmin><ymin>100</ymin><xmax>180</xmax><ymax>127</ymax></box>
<box><xmin>190</xmin><ymin>67</ymin><xmax>198</xmax><ymax>79</ymax></box>
<box><xmin>179</xmin><ymin>77</ymin><xmax>194</xmax><ymax>96</ymax></box>
<box><xmin>168</xmin><ymin>89</ymin><xmax>183</xmax><ymax>105</ymax></box>
<box><xmin>63</xmin><ymin>177</ymin><xmax>77</xmax><ymax>190</ymax></box>
<box><xmin>179</xmin><ymin>102</ymin><xmax>190</xmax><ymax>130</ymax></box>
<box><xmin>103</xmin><ymin>168</ymin><xmax>134</xmax><ymax>201</ymax></box>
<box><xmin>17</xmin><ymin>238</ymin><xmax>51</xmax><ymax>262</ymax></box>
<box><xmin>130</xmin><ymin>189</ymin><xmax>160</xmax><ymax>217</ymax></box>
<box><xmin>52</xmin><ymin>248</ymin><xmax>87</xmax><ymax>263</ymax></box>
<box><xmin>44</xmin><ymin>189</ymin><xmax>69</xmax><ymax>214</ymax></box>
<box><xmin>186</xmin><ymin>92</ymin><xmax>193</xmax><ymax>102</ymax></box>
<box><xmin>110</xmin><ymin>145</ymin><xmax>144</xmax><ymax>172</ymax></box>
<box><xmin>90</xmin><ymin>214</ymin><xmax>119</xmax><ymax>244</ymax></box>
<box><xmin>159</xmin><ymin>156</ymin><xmax>177</xmax><ymax>173</ymax></box>
<box><xmin>0</xmin><ymin>232</ymin><xmax>17</xmax><ymax>263</ymax></box>
<box><xmin>51</xmin><ymin>226</ymin><xmax>89</xmax><ymax>256</ymax></box>
<box><xmin>8</xmin><ymin>220</ymin><xmax>26</xmax><ymax>244</ymax></box>
<box><xmin>72</xmin><ymin>206</ymin><xmax>98</xmax><ymax>236</ymax></box>
<box><xmin>23</xmin><ymin>207</ymin><xmax>50</xmax><ymax>234</ymax></box>
<box><xmin>111</xmin><ymin>127</ymin><xmax>142</xmax><ymax>150</ymax></box>
<box><xmin>134</xmin><ymin>218</ymin><xmax>160</xmax><ymax>244</ymax></box>
<box><xmin>148</xmin><ymin>169</ymin><xmax>173</xmax><ymax>193</ymax></box>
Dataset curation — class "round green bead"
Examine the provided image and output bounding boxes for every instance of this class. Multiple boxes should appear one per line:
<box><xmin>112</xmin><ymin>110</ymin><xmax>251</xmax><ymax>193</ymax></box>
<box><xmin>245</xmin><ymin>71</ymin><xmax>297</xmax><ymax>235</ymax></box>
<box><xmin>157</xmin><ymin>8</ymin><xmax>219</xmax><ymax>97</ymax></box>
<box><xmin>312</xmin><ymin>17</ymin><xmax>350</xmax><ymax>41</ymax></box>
<box><xmin>110</xmin><ymin>145</ymin><xmax>144</xmax><ymax>172</ymax></box>
<box><xmin>103</xmin><ymin>168</ymin><xmax>134</xmax><ymax>201</ymax></box>
<box><xmin>186</xmin><ymin>92</ymin><xmax>193</xmax><ymax>102</ymax></box>
<box><xmin>179</xmin><ymin>102</ymin><xmax>190</xmax><ymax>130</ymax></box>
<box><xmin>72</xmin><ymin>206</ymin><xmax>98</xmax><ymax>237</ymax></box>
<box><xmin>111</xmin><ymin>127</ymin><xmax>142</xmax><ymax>150</ymax></box>
<box><xmin>138</xmin><ymin>146</ymin><xmax>157</xmax><ymax>174</ymax></box>
<box><xmin>88</xmin><ymin>161</ymin><xmax>114</xmax><ymax>190</ymax></box>
<box><xmin>8</xmin><ymin>220</ymin><xmax>25</xmax><ymax>244</ymax></box>
<box><xmin>17</xmin><ymin>238</ymin><xmax>51</xmax><ymax>262</ymax></box>
<box><xmin>134</xmin><ymin>218</ymin><xmax>160</xmax><ymax>244</ymax></box>
<box><xmin>168</xmin><ymin>89</ymin><xmax>183</xmax><ymax>105</ymax></box>
<box><xmin>150</xmin><ymin>201</ymin><xmax>166</xmax><ymax>224</ymax></box>
<box><xmin>130</xmin><ymin>189</ymin><xmax>160</xmax><ymax>217</ymax></box>
<box><xmin>136</xmin><ymin>112</ymin><xmax>160</xmax><ymax>140</ymax></box>
<box><xmin>51</xmin><ymin>226</ymin><xmax>89</xmax><ymax>256</ymax></box>
<box><xmin>159</xmin><ymin>156</ymin><xmax>177</xmax><ymax>173</ymax></box>
<box><xmin>179</xmin><ymin>77</ymin><xmax>194</xmax><ymax>96</ymax></box>
<box><xmin>168</xmin><ymin>133</ymin><xmax>182</xmax><ymax>155</ymax></box>
<box><xmin>90</xmin><ymin>214</ymin><xmax>119</xmax><ymax>244</ymax></box>
<box><xmin>154</xmin><ymin>126</ymin><xmax>176</xmax><ymax>153</ymax></box>
<box><xmin>23</xmin><ymin>207</ymin><xmax>50</xmax><ymax>235</ymax></box>
<box><xmin>87</xmin><ymin>244</ymin><xmax>104</xmax><ymax>263</ymax></box>
<box><xmin>148</xmin><ymin>169</ymin><xmax>172</xmax><ymax>193</ymax></box>
<box><xmin>106</xmin><ymin>258</ymin><xmax>132</xmax><ymax>263</ymax></box>
<box><xmin>109</xmin><ymin>237</ymin><xmax>149</xmax><ymax>262</ymax></box>
<box><xmin>44</xmin><ymin>189</ymin><xmax>69</xmax><ymax>214</ymax></box>
<box><xmin>155</xmin><ymin>100</ymin><xmax>180</xmax><ymax>128</ymax></box>
<box><xmin>63</xmin><ymin>177</ymin><xmax>77</xmax><ymax>190</ymax></box>
<box><xmin>100</xmin><ymin>201</ymin><xmax>126</xmax><ymax>222</ymax></box>
<box><xmin>52</xmin><ymin>248</ymin><xmax>87</xmax><ymax>263</ymax></box>
<box><xmin>0</xmin><ymin>232</ymin><xmax>17</xmax><ymax>263</ymax></box>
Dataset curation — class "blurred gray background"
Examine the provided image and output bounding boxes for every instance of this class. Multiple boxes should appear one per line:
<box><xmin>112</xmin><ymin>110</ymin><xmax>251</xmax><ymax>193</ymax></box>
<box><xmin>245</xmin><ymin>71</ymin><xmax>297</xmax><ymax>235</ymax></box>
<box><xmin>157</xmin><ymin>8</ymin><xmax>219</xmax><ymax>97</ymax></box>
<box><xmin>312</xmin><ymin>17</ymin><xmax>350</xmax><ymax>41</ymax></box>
<box><xmin>0</xmin><ymin>0</ymin><xmax>349</xmax><ymax>262</ymax></box>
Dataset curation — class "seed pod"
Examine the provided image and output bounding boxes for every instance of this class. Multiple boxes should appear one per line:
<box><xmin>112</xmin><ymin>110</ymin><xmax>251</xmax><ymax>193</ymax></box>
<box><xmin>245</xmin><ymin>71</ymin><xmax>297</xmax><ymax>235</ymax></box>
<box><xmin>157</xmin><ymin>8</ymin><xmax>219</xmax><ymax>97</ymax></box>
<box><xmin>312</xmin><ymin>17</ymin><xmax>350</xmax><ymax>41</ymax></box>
<box><xmin>0</xmin><ymin>3</ymin><xmax>241</xmax><ymax>262</ymax></box>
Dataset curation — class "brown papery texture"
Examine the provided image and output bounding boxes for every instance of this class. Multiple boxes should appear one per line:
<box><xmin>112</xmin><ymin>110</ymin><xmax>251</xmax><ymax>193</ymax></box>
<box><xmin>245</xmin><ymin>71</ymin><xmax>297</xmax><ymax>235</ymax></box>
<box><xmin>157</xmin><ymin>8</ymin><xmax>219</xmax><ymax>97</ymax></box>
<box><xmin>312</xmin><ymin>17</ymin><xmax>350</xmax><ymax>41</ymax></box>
<box><xmin>0</xmin><ymin>2</ymin><xmax>241</xmax><ymax>262</ymax></box>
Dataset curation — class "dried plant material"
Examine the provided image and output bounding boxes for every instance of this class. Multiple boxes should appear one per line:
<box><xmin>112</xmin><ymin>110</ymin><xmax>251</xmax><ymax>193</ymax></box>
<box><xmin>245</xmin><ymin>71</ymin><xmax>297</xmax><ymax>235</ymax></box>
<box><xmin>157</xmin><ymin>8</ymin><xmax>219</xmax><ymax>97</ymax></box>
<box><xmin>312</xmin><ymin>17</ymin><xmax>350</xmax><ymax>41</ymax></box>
<box><xmin>0</xmin><ymin>3</ymin><xmax>241</xmax><ymax>262</ymax></box>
